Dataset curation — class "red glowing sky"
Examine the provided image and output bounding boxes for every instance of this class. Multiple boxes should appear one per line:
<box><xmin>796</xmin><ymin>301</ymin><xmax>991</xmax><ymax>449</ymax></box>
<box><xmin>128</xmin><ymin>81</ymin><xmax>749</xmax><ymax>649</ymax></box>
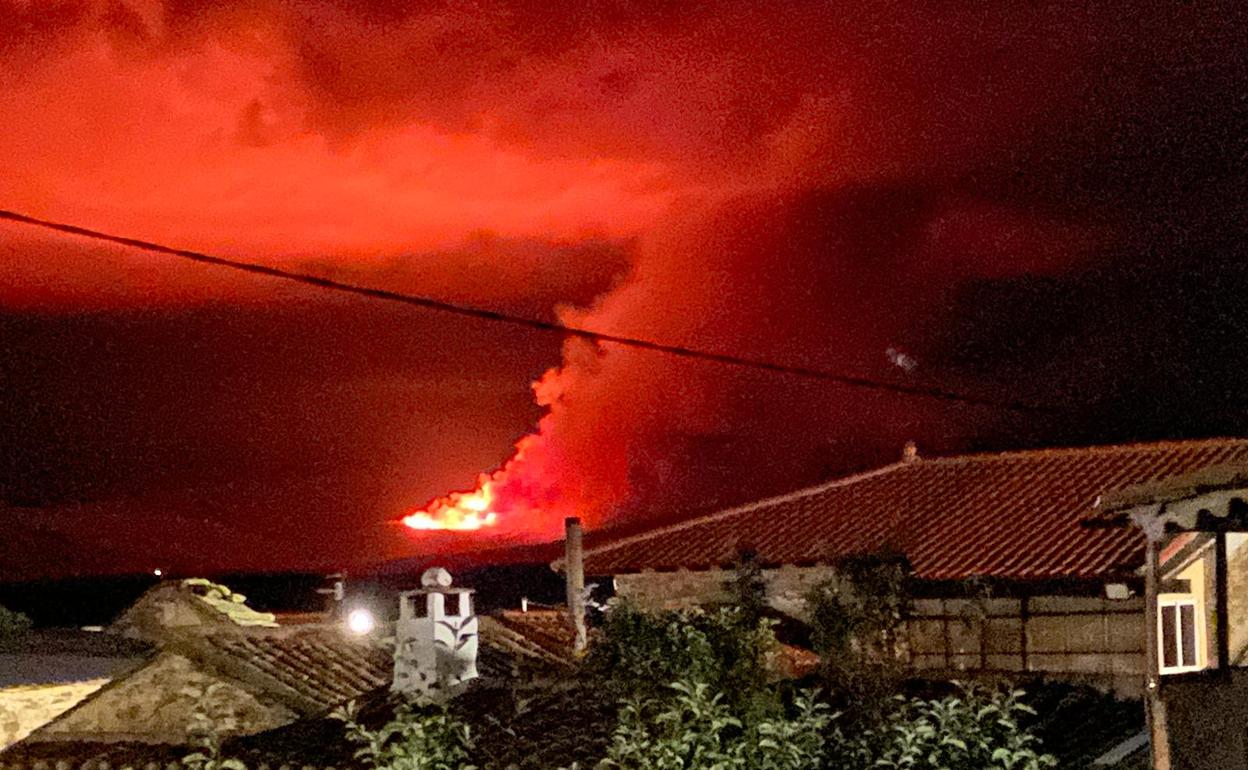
<box><xmin>2</xmin><ymin>0</ymin><xmax>1247</xmax><ymax>578</ymax></box>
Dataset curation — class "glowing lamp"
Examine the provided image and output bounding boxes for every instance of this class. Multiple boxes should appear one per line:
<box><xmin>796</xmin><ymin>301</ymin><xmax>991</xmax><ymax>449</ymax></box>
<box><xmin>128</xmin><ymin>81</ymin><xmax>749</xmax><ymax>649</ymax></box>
<box><xmin>346</xmin><ymin>608</ymin><xmax>376</xmax><ymax>635</ymax></box>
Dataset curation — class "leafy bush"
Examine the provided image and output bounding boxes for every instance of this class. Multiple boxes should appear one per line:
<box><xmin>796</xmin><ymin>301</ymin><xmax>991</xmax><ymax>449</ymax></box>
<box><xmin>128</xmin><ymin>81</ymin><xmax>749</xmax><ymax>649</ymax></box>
<box><xmin>833</xmin><ymin>683</ymin><xmax>1058</xmax><ymax>770</ymax></box>
<box><xmin>0</xmin><ymin>603</ymin><xmax>32</xmax><ymax>636</ymax></box>
<box><xmin>586</xmin><ymin>601</ymin><xmax>777</xmax><ymax>715</ymax></box>
<box><xmin>592</xmin><ymin>678</ymin><xmax>832</xmax><ymax>770</ymax></box>
<box><xmin>585</xmin><ymin>603</ymin><xmax>1055</xmax><ymax>770</ymax></box>
<box><xmin>182</xmin><ymin>683</ymin><xmax>247</xmax><ymax>770</ymax></box>
<box><xmin>333</xmin><ymin>699</ymin><xmax>477</xmax><ymax>770</ymax></box>
<box><xmin>723</xmin><ymin>550</ymin><xmax>768</xmax><ymax>626</ymax></box>
<box><xmin>805</xmin><ymin>553</ymin><xmax>909</xmax><ymax>716</ymax></box>
<box><xmin>182</xmin><ymin>746</ymin><xmax>246</xmax><ymax>770</ymax></box>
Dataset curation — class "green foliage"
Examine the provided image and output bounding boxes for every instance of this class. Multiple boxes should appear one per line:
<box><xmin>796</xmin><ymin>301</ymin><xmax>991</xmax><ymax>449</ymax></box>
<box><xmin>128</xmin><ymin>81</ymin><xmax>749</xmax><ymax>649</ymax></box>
<box><xmin>332</xmin><ymin>699</ymin><xmax>477</xmax><ymax>770</ymax></box>
<box><xmin>832</xmin><ymin>683</ymin><xmax>1058</xmax><ymax>770</ymax></box>
<box><xmin>577</xmin><ymin>604</ymin><xmax>833</xmax><ymax>770</ymax></box>
<box><xmin>590</xmin><ymin>678</ymin><xmax>832</xmax><ymax>770</ymax></box>
<box><xmin>181</xmin><ymin>683</ymin><xmax>247</xmax><ymax>770</ymax></box>
<box><xmin>585</xmin><ymin>601</ymin><xmax>777</xmax><ymax>717</ymax></box>
<box><xmin>724</xmin><ymin>550</ymin><xmax>768</xmax><ymax>626</ymax></box>
<box><xmin>182</xmin><ymin>749</ymin><xmax>246</xmax><ymax>770</ymax></box>
<box><xmin>805</xmin><ymin>553</ymin><xmax>909</xmax><ymax>715</ymax></box>
<box><xmin>0</xmin><ymin>603</ymin><xmax>32</xmax><ymax>636</ymax></box>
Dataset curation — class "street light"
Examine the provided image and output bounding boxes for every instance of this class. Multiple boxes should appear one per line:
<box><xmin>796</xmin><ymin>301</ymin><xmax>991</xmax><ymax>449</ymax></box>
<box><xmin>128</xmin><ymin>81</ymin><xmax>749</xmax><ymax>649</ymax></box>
<box><xmin>346</xmin><ymin>607</ymin><xmax>376</xmax><ymax>635</ymax></box>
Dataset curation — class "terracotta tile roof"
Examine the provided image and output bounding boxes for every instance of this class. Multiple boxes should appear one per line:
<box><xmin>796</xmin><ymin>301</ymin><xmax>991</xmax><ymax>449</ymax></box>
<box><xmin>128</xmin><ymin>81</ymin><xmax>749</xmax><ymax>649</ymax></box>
<box><xmin>492</xmin><ymin>610</ymin><xmax>577</xmax><ymax>656</ymax></box>
<box><xmin>195</xmin><ymin>619</ymin><xmax>571</xmax><ymax>715</ymax></box>
<box><xmin>221</xmin><ymin>681</ymin><xmax>618</xmax><ymax>770</ymax></box>
<box><xmin>581</xmin><ymin>439</ymin><xmax>1248</xmax><ymax>581</ymax></box>
<box><xmin>476</xmin><ymin>615</ymin><xmax>574</xmax><ymax>678</ymax></box>
<box><xmin>198</xmin><ymin>629</ymin><xmax>391</xmax><ymax>713</ymax></box>
<box><xmin>0</xmin><ymin>739</ymin><xmax>186</xmax><ymax>770</ymax></box>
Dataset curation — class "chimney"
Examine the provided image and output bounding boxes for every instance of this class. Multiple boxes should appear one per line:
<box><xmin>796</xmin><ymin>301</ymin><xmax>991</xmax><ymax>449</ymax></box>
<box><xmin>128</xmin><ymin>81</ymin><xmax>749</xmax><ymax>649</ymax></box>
<box><xmin>392</xmin><ymin>568</ymin><xmax>479</xmax><ymax>700</ymax></box>
<box><xmin>902</xmin><ymin>440</ymin><xmax>919</xmax><ymax>463</ymax></box>
<box><xmin>316</xmin><ymin>571</ymin><xmax>347</xmax><ymax>617</ymax></box>
<box><xmin>565</xmin><ymin>517</ymin><xmax>587</xmax><ymax>653</ymax></box>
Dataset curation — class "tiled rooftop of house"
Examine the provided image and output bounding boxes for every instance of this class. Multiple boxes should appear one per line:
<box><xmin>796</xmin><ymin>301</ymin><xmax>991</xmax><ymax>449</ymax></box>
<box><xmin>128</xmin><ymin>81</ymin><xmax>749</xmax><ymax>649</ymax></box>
<box><xmin>219</xmin><ymin>682</ymin><xmax>619</xmax><ymax>770</ymax></box>
<box><xmin>476</xmin><ymin>613</ymin><xmax>575</xmax><ymax>678</ymax></box>
<box><xmin>1</xmin><ymin>573</ymin><xmax>582</xmax><ymax>759</ymax></box>
<box><xmin>581</xmin><ymin>438</ymin><xmax>1248</xmax><ymax>581</ymax></box>
<box><xmin>195</xmin><ymin>629</ymin><xmax>391</xmax><ymax>713</ymax></box>
<box><xmin>0</xmin><ymin>739</ymin><xmax>187</xmax><ymax>770</ymax></box>
<box><xmin>491</xmin><ymin>610</ymin><xmax>577</xmax><ymax>657</ymax></box>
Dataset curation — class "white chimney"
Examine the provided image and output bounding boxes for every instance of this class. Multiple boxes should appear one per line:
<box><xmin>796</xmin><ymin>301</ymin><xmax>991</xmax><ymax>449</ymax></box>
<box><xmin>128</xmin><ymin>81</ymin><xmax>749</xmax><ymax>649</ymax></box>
<box><xmin>392</xmin><ymin>568</ymin><xmax>479</xmax><ymax>700</ymax></box>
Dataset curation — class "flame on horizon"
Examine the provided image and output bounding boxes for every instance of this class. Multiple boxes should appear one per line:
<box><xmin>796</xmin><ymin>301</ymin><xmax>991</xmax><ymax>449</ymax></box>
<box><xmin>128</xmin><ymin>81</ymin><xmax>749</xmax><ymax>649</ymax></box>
<box><xmin>401</xmin><ymin>372</ymin><xmax>566</xmax><ymax>535</ymax></box>
<box><xmin>402</xmin><ymin>478</ymin><xmax>502</xmax><ymax>531</ymax></box>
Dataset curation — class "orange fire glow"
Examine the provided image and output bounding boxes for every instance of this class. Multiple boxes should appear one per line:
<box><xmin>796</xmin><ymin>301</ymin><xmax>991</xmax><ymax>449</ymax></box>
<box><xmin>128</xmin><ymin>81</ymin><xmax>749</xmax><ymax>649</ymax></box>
<box><xmin>402</xmin><ymin>478</ymin><xmax>502</xmax><ymax>531</ymax></box>
<box><xmin>400</xmin><ymin>424</ymin><xmax>559</xmax><ymax>534</ymax></box>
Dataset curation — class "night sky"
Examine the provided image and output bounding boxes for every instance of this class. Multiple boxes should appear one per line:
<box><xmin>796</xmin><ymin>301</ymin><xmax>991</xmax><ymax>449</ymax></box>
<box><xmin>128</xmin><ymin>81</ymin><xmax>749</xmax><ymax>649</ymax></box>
<box><xmin>2</xmin><ymin>0</ymin><xmax>1247</xmax><ymax>579</ymax></box>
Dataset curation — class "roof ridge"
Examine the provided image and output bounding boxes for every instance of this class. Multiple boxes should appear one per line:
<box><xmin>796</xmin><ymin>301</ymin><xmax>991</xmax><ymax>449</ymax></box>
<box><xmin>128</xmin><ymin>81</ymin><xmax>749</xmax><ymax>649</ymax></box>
<box><xmin>569</xmin><ymin>462</ymin><xmax>911</xmax><ymax>568</ymax></box>
<box><xmin>917</xmin><ymin>436</ymin><xmax>1248</xmax><ymax>465</ymax></box>
<box><xmin>573</xmin><ymin>437</ymin><xmax>1248</xmax><ymax>575</ymax></box>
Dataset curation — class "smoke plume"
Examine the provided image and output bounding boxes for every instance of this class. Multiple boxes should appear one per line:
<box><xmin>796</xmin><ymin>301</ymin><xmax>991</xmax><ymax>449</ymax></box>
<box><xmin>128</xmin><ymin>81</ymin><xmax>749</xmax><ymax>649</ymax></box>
<box><xmin>3</xmin><ymin>0</ymin><xmax>1245</xmax><ymax>567</ymax></box>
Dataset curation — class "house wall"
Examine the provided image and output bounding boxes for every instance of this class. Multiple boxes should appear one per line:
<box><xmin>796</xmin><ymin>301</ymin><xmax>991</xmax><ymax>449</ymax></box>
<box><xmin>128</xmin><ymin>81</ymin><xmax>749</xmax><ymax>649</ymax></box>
<box><xmin>614</xmin><ymin>567</ymin><xmax>1145</xmax><ymax>694</ymax></box>
<box><xmin>1161</xmin><ymin>668</ymin><xmax>1248</xmax><ymax>770</ymax></box>
<box><xmin>1151</xmin><ymin>533</ymin><xmax>1248</xmax><ymax>670</ymax></box>
<box><xmin>1143</xmin><ymin>536</ymin><xmax>1248</xmax><ymax>770</ymax></box>
<box><xmin>1157</xmin><ymin>546</ymin><xmax>1215</xmax><ymax>670</ymax></box>
<box><xmin>1227</xmin><ymin>533</ymin><xmax>1248</xmax><ymax>663</ymax></box>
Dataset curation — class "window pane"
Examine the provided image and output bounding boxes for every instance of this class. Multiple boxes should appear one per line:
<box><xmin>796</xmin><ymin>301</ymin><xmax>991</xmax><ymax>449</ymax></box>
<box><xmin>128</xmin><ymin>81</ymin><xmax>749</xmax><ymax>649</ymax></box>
<box><xmin>1161</xmin><ymin>605</ymin><xmax>1178</xmax><ymax>669</ymax></box>
<box><xmin>1180</xmin><ymin>604</ymin><xmax>1198</xmax><ymax>668</ymax></box>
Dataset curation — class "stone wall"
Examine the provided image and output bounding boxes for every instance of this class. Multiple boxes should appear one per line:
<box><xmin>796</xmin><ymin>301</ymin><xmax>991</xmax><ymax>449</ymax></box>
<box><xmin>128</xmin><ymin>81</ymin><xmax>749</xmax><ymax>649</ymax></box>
<box><xmin>614</xmin><ymin>566</ymin><xmax>836</xmax><ymax>615</ymax></box>
<box><xmin>614</xmin><ymin>567</ymin><xmax>1145</xmax><ymax>694</ymax></box>
<box><xmin>907</xmin><ymin>595</ymin><xmax>1144</xmax><ymax>695</ymax></box>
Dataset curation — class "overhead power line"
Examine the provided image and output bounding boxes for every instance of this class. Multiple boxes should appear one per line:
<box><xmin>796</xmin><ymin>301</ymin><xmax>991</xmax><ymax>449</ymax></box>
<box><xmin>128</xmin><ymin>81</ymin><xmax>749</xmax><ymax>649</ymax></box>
<box><xmin>0</xmin><ymin>208</ymin><xmax>1053</xmax><ymax>413</ymax></box>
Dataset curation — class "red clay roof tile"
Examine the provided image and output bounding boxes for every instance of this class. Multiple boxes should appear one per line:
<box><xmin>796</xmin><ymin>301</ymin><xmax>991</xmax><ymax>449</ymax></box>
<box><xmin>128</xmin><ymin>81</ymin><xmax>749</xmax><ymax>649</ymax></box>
<box><xmin>582</xmin><ymin>439</ymin><xmax>1248</xmax><ymax>581</ymax></box>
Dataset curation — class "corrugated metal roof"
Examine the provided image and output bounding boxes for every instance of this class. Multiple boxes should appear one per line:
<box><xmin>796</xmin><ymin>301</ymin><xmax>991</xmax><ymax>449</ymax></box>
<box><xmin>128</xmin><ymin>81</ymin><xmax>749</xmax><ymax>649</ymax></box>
<box><xmin>582</xmin><ymin>438</ymin><xmax>1248</xmax><ymax>581</ymax></box>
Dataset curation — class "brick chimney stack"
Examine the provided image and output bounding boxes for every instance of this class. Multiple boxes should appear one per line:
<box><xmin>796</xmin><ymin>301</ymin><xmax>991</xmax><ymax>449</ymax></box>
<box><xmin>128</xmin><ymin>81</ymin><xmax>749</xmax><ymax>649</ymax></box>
<box><xmin>902</xmin><ymin>440</ymin><xmax>919</xmax><ymax>463</ymax></box>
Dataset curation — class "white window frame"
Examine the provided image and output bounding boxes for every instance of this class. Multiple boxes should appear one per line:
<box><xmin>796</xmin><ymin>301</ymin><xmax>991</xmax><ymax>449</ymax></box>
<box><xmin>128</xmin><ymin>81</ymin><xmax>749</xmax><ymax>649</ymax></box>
<box><xmin>1158</xmin><ymin>597</ymin><xmax>1204</xmax><ymax>675</ymax></box>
